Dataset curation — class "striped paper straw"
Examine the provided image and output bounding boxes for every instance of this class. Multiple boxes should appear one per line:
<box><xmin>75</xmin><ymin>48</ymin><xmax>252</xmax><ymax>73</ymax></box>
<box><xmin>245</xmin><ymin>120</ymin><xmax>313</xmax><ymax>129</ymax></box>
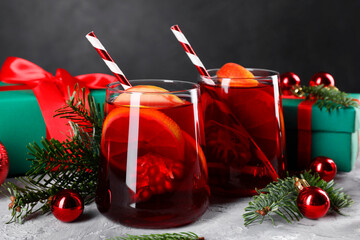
<box><xmin>86</xmin><ymin>31</ymin><xmax>131</xmax><ymax>89</ymax></box>
<box><xmin>170</xmin><ymin>25</ymin><xmax>214</xmax><ymax>85</ymax></box>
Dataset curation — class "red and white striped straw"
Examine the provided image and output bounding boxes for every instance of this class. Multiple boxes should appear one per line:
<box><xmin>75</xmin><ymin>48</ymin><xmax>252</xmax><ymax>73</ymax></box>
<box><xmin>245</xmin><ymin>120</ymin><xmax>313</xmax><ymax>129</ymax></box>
<box><xmin>86</xmin><ymin>31</ymin><xmax>132</xmax><ymax>89</ymax></box>
<box><xmin>170</xmin><ymin>25</ymin><xmax>214</xmax><ymax>85</ymax></box>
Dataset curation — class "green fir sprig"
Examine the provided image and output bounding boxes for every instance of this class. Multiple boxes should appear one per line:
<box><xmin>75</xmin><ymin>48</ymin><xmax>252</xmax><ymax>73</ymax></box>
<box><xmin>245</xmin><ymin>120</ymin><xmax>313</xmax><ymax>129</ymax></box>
<box><xmin>54</xmin><ymin>86</ymin><xmax>104</xmax><ymax>136</ymax></box>
<box><xmin>243</xmin><ymin>171</ymin><xmax>353</xmax><ymax>226</ymax></box>
<box><xmin>293</xmin><ymin>84</ymin><xmax>359</xmax><ymax>111</ymax></box>
<box><xmin>1</xmin><ymin>88</ymin><xmax>103</xmax><ymax>223</ymax></box>
<box><xmin>107</xmin><ymin>232</ymin><xmax>204</xmax><ymax>240</ymax></box>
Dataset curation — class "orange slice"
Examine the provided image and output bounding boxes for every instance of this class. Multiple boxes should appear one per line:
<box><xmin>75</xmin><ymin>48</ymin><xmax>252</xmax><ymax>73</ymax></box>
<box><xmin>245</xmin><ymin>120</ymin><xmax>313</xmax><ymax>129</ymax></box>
<box><xmin>217</xmin><ymin>63</ymin><xmax>258</xmax><ymax>87</ymax></box>
<box><xmin>229</xmin><ymin>86</ymin><xmax>279</xmax><ymax>159</ymax></box>
<box><xmin>114</xmin><ymin>85</ymin><xmax>184</xmax><ymax>107</ymax></box>
<box><xmin>101</xmin><ymin>107</ymin><xmax>184</xmax><ymax>163</ymax></box>
<box><xmin>101</xmin><ymin>107</ymin><xmax>187</xmax><ymax>202</ymax></box>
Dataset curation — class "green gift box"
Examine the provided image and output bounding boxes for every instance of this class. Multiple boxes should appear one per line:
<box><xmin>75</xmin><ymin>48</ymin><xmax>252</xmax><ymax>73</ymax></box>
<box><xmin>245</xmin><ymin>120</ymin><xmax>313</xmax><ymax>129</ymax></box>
<box><xmin>0</xmin><ymin>83</ymin><xmax>106</xmax><ymax>176</ymax></box>
<box><xmin>282</xmin><ymin>94</ymin><xmax>360</xmax><ymax>172</ymax></box>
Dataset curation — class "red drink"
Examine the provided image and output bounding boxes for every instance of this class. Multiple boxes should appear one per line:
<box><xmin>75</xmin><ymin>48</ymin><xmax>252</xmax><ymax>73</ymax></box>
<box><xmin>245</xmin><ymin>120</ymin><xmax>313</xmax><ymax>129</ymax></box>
<box><xmin>200</xmin><ymin>69</ymin><xmax>286</xmax><ymax>196</ymax></box>
<box><xmin>96</xmin><ymin>80</ymin><xmax>209</xmax><ymax>228</ymax></box>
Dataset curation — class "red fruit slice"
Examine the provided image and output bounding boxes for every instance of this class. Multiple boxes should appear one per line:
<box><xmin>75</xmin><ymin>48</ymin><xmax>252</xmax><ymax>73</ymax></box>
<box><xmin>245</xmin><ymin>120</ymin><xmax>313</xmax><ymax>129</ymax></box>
<box><xmin>133</xmin><ymin>153</ymin><xmax>185</xmax><ymax>202</ymax></box>
<box><xmin>133</xmin><ymin>130</ymin><xmax>208</xmax><ymax>202</ymax></box>
<box><xmin>217</xmin><ymin>63</ymin><xmax>258</xmax><ymax>87</ymax></box>
<box><xmin>114</xmin><ymin>85</ymin><xmax>184</xmax><ymax>107</ymax></box>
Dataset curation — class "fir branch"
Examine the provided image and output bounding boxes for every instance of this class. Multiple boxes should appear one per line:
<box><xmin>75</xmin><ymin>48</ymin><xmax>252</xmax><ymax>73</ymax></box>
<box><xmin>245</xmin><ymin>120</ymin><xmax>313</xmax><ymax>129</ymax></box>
<box><xmin>294</xmin><ymin>84</ymin><xmax>359</xmax><ymax>111</ymax></box>
<box><xmin>243</xmin><ymin>170</ymin><xmax>353</xmax><ymax>226</ymax></box>
<box><xmin>54</xmin><ymin>86</ymin><xmax>103</xmax><ymax>135</ymax></box>
<box><xmin>243</xmin><ymin>176</ymin><xmax>301</xmax><ymax>226</ymax></box>
<box><xmin>1</xmin><ymin>90</ymin><xmax>103</xmax><ymax>223</ymax></box>
<box><xmin>2</xmin><ymin>177</ymin><xmax>61</xmax><ymax>223</ymax></box>
<box><xmin>300</xmin><ymin>171</ymin><xmax>354</xmax><ymax>214</ymax></box>
<box><xmin>107</xmin><ymin>232</ymin><xmax>204</xmax><ymax>240</ymax></box>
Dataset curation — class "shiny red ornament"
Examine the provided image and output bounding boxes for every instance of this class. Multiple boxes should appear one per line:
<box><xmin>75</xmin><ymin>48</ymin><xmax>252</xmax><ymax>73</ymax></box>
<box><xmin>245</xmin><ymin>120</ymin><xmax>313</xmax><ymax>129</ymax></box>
<box><xmin>297</xmin><ymin>186</ymin><xmax>330</xmax><ymax>219</ymax></box>
<box><xmin>309</xmin><ymin>72</ymin><xmax>335</xmax><ymax>87</ymax></box>
<box><xmin>310</xmin><ymin>156</ymin><xmax>337</xmax><ymax>182</ymax></box>
<box><xmin>280</xmin><ymin>72</ymin><xmax>301</xmax><ymax>96</ymax></box>
<box><xmin>0</xmin><ymin>141</ymin><xmax>9</xmax><ymax>186</ymax></box>
<box><xmin>51</xmin><ymin>189</ymin><xmax>84</xmax><ymax>222</ymax></box>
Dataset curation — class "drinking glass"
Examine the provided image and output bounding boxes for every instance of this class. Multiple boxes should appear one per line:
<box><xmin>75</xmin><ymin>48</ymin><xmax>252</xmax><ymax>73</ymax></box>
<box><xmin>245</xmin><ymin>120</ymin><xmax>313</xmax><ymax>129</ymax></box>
<box><xmin>96</xmin><ymin>80</ymin><xmax>209</xmax><ymax>228</ymax></box>
<box><xmin>200</xmin><ymin>69</ymin><xmax>286</xmax><ymax>196</ymax></box>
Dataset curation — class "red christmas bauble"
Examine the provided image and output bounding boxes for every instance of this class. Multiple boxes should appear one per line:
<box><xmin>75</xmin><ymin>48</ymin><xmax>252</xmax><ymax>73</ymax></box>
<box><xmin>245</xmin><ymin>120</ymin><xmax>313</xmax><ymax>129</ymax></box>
<box><xmin>51</xmin><ymin>189</ymin><xmax>84</xmax><ymax>222</ymax></box>
<box><xmin>297</xmin><ymin>186</ymin><xmax>330</xmax><ymax>219</ymax></box>
<box><xmin>0</xmin><ymin>141</ymin><xmax>9</xmax><ymax>186</ymax></box>
<box><xmin>280</xmin><ymin>72</ymin><xmax>301</xmax><ymax>96</ymax></box>
<box><xmin>309</xmin><ymin>72</ymin><xmax>335</xmax><ymax>87</ymax></box>
<box><xmin>310</xmin><ymin>156</ymin><xmax>337</xmax><ymax>182</ymax></box>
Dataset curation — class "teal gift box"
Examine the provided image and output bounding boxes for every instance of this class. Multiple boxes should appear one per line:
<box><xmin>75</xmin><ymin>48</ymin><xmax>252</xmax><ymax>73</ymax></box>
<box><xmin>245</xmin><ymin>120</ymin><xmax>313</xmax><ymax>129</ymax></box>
<box><xmin>0</xmin><ymin>57</ymin><xmax>117</xmax><ymax>177</ymax></box>
<box><xmin>0</xmin><ymin>83</ymin><xmax>106</xmax><ymax>176</ymax></box>
<box><xmin>282</xmin><ymin>94</ymin><xmax>360</xmax><ymax>172</ymax></box>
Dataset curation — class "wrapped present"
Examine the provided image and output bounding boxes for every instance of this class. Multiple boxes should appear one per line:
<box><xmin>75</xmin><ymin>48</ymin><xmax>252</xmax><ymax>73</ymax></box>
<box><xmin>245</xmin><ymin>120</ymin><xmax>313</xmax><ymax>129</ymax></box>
<box><xmin>282</xmin><ymin>94</ymin><xmax>360</xmax><ymax>172</ymax></box>
<box><xmin>0</xmin><ymin>57</ymin><xmax>116</xmax><ymax>176</ymax></box>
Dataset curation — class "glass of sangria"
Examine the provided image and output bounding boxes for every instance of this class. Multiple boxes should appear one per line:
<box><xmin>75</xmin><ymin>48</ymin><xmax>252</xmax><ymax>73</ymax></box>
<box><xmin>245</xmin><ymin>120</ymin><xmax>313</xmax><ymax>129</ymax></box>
<box><xmin>200</xmin><ymin>66</ymin><xmax>286</xmax><ymax>196</ymax></box>
<box><xmin>96</xmin><ymin>80</ymin><xmax>209</xmax><ymax>228</ymax></box>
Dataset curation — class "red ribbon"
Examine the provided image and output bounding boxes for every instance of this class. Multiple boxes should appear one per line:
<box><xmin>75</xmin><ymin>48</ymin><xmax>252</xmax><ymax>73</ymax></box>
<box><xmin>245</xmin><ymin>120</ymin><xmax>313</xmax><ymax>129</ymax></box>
<box><xmin>0</xmin><ymin>57</ymin><xmax>116</xmax><ymax>141</ymax></box>
<box><xmin>297</xmin><ymin>100</ymin><xmax>316</xmax><ymax>169</ymax></box>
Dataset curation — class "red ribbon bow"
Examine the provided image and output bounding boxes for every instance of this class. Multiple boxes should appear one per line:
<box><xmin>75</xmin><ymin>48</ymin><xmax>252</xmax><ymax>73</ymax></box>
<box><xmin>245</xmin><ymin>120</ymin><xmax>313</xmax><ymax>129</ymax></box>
<box><xmin>0</xmin><ymin>57</ymin><xmax>116</xmax><ymax>141</ymax></box>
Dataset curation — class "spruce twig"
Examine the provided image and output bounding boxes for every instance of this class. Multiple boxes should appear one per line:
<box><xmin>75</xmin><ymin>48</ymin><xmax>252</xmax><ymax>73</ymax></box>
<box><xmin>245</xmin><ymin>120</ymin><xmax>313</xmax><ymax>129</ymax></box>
<box><xmin>300</xmin><ymin>171</ymin><xmax>353</xmax><ymax>214</ymax></box>
<box><xmin>1</xmin><ymin>88</ymin><xmax>103</xmax><ymax>223</ymax></box>
<box><xmin>243</xmin><ymin>170</ymin><xmax>353</xmax><ymax>226</ymax></box>
<box><xmin>54</xmin><ymin>86</ymin><xmax>103</xmax><ymax>136</ymax></box>
<box><xmin>293</xmin><ymin>84</ymin><xmax>359</xmax><ymax>111</ymax></box>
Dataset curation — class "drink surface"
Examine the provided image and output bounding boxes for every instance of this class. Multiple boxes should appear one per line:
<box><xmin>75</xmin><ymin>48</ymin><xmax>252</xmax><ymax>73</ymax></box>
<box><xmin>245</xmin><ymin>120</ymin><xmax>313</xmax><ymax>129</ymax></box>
<box><xmin>96</xmin><ymin>96</ymin><xmax>209</xmax><ymax>228</ymax></box>
<box><xmin>200</xmin><ymin>82</ymin><xmax>286</xmax><ymax>196</ymax></box>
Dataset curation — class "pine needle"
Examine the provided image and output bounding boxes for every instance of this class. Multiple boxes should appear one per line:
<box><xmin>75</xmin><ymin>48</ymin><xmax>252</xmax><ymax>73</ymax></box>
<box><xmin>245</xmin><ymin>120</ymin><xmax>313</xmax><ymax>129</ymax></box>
<box><xmin>1</xmin><ymin>87</ymin><xmax>103</xmax><ymax>223</ymax></box>
<box><xmin>243</xmin><ymin>170</ymin><xmax>353</xmax><ymax>226</ymax></box>
<box><xmin>293</xmin><ymin>84</ymin><xmax>359</xmax><ymax>111</ymax></box>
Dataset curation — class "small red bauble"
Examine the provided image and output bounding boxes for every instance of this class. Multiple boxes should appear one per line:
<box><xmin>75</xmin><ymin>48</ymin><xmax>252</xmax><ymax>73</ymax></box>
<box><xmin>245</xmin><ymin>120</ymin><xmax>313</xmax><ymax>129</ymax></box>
<box><xmin>297</xmin><ymin>186</ymin><xmax>330</xmax><ymax>219</ymax></box>
<box><xmin>280</xmin><ymin>72</ymin><xmax>301</xmax><ymax>96</ymax></box>
<box><xmin>51</xmin><ymin>189</ymin><xmax>84</xmax><ymax>222</ymax></box>
<box><xmin>310</xmin><ymin>156</ymin><xmax>337</xmax><ymax>182</ymax></box>
<box><xmin>309</xmin><ymin>72</ymin><xmax>335</xmax><ymax>87</ymax></box>
<box><xmin>0</xmin><ymin>141</ymin><xmax>9</xmax><ymax>186</ymax></box>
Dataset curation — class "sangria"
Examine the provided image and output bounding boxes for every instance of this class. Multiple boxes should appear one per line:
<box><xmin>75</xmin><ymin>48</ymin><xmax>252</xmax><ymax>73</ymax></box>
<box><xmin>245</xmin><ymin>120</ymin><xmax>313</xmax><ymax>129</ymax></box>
<box><xmin>96</xmin><ymin>80</ymin><xmax>209</xmax><ymax>228</ymax></box>
<box><xmin>200</xmin><ymin>64</ymin><xmax>286</xmax><ymax>196</ymax></box>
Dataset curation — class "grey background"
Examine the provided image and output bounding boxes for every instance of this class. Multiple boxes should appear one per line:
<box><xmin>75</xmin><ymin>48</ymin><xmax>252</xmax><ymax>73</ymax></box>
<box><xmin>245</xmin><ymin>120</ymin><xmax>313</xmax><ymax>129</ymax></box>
<box><xmin>0</xmin><ymin>0</ymin><xmax>359</xmax><ymax>92</ymax></box>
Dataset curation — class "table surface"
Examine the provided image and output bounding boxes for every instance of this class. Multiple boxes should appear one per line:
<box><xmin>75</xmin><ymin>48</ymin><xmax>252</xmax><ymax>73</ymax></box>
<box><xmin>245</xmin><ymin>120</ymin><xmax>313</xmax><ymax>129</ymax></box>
<box><xmin>1</xmin><ymin>160</ymin><xmax>360</xmax><ymax>240</ymax></box>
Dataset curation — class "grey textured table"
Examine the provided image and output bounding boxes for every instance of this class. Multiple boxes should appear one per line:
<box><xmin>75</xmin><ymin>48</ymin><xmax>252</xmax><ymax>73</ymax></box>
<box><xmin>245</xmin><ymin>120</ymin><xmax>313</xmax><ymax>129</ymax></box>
<box><xmin>1</xmin><ymin>160</ymin><xmax>360</xmax><ymax>240</ymax></box>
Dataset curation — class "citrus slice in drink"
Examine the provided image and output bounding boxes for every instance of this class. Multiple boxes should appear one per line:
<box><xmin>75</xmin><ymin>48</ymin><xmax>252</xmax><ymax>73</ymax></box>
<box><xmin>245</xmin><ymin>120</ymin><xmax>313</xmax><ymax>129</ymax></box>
<box><xmin>134</xmin><ymin>130</ymin><xmax>208</xmax><ymax>202</ymax></box>
<box><xmin>114</xmin><ymin>85</ymin><xmax>184</xmax><ymax>107</ymax></box>
<box><xmin>217</xmin><ymin>63</ymin><xmax>258</xmax><ymax>87</ymax></box>
<box><xmin>101</xmin><ymin>106</ymin><xmax>187</xmax><ymax>202</ymax></box>
<box><xmin>228</xmin><ymin>86</ymin><xmax>278</xmax><ymax>160</ymax></box>
<box><xmin>201</xmin><ymin>87</ymin><xmax>278</xmax><ymax>181</ymax></box>
<box><xmin>205</xmin><ymin>112</ymin><xmax>252</xmax><ymax>168</ymax></box>
<box><xmin>101</xmin><ymin>107</ymin><xmax>184</xmax><ymax>167</ymax></box>
<box><xmin>201</xmin><ymin>92</ymin><xmax>252</xmax><ymax>167</ymax></box>
<box><xmin>215</xmin><ymin>63</ymin><xmax>279</xmax><ymax>160</ymax></box>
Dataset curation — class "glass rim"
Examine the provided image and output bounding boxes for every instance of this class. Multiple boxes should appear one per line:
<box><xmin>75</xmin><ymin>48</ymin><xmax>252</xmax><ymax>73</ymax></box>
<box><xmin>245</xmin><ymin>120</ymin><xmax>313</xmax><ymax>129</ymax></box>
<box><xmin>107</xmin><ymin>79</ymin><xmax>199</xmax><ymax>94</ymax></box>
<box><xmin>203</xmin><ymin>68</ymin><xmax>279</xmax><ymax>80</ymax></box>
